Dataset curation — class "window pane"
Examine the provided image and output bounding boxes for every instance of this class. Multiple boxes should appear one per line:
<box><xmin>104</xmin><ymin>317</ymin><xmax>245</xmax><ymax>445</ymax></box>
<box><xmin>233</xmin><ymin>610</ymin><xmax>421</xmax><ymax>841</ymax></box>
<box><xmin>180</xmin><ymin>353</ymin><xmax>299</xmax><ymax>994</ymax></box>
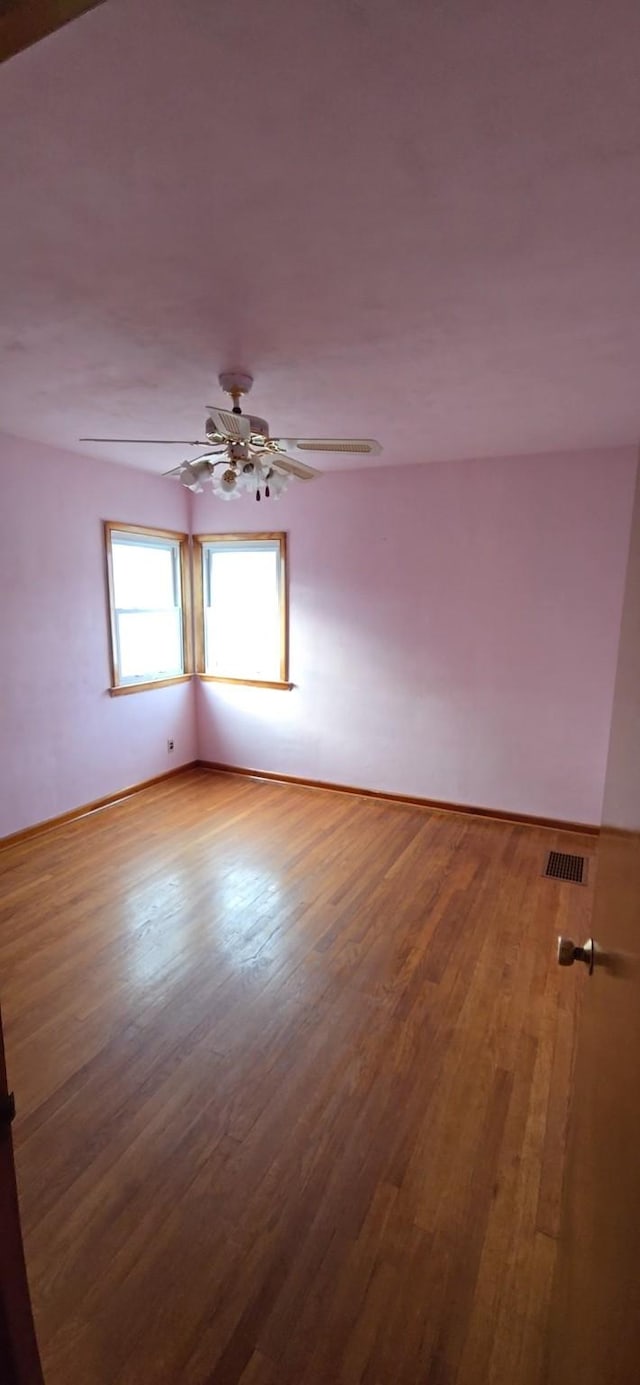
<box><xmin>112</xmin><ymin>540</ymin><xmax>177</xmax><ymax>610</ymax></box>
<box><xmin>206</xmin><ymin>547</ymin><xmax>280</xmax><ymax>679</ymax></box>
<box><xmin>117</xmin><ymin>609</ymin><xmax>183</xmax><ymax>680</ymax></box>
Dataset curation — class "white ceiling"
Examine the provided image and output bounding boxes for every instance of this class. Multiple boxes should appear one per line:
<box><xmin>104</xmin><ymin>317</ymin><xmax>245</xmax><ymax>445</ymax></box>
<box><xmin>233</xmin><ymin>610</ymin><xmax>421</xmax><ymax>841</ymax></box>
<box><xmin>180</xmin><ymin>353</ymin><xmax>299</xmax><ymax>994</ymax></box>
<box><xmin>1</xmin><ymin>0</ymin><xmax>639</xmax><ymax>474</ymax></box>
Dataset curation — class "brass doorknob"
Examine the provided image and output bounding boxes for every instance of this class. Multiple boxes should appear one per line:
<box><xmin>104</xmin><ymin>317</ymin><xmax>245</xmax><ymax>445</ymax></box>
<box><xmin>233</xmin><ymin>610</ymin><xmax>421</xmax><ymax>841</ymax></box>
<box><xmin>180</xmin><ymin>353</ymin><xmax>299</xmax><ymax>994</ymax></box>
<box><xmin>557</xmin><ymin>937</ymin><xmax>595</xmax><ymax>974</ymax></box>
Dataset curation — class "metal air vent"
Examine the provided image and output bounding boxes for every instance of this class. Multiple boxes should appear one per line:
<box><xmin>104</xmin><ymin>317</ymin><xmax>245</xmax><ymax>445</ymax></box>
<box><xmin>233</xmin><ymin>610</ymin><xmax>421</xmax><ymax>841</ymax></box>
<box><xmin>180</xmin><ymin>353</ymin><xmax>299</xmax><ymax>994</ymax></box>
<box><xmin>543</xmin><ymin>850</ymin><xmax>588</xmax><ymax>885</ymax></box>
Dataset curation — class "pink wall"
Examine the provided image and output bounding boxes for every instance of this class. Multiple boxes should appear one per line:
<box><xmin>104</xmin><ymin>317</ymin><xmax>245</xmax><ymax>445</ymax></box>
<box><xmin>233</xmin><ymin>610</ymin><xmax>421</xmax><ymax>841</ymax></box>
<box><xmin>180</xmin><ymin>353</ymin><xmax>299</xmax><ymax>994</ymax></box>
<box><xmin>193</xmin><ymin>448</ymin><xmax>637</xmax><ymax>825</ymax></box>
<box><xmin>1</xmin><ymin>438</ymin><xmax>635</xmax><ymax>836</ymax></box>
<box><xmin>0</xmin><ymin>434</ymin><xmax>196</xmax><ymax>837</ymax></box>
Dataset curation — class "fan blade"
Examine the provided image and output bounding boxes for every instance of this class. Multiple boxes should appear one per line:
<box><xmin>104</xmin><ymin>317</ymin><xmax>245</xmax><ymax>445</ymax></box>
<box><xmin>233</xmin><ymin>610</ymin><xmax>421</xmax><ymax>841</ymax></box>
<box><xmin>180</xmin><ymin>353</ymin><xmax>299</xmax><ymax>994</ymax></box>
<box><xmin>277</xmin><ymin>437</ymin><xmax>382</xmax><ymax>457</ymax></box>
<box><xmin>205</xmin><ymin>407</ymin><xmax>250</xmax><ymax>443</ymax></box>
<box><xmin>270</xmin><ymin>453</ymin><xmax>320</xmax><ymax>480</ymax></box>
<box><xmin>79</xmin><ymin>437</ymin><xmax>211</xmax><ymax>445</ymax></box>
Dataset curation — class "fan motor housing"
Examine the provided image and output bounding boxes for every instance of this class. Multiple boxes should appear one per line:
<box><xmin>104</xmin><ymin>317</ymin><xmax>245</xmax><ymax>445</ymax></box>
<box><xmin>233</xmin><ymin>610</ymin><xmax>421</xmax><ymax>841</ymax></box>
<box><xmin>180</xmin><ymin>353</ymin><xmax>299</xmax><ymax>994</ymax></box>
<box><xmin>247</xmin><ymin>415</ymin><xmax>269</xmax><ymax>437</ymax></box>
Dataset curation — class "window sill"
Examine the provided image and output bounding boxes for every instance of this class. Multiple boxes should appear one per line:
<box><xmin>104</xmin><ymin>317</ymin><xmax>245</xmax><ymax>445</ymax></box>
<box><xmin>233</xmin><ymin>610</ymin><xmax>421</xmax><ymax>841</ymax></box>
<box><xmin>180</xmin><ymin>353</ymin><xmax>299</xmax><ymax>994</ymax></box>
<box><xmin>198</xmin><ymin>675</ymin><xmax>294</xmax><ymax>691</ymax></box>
<box><xmin>109</xmin><ymin>674</ymin><xmax>294</xmax><ymax>695</ymax></box>
<box><xmin>109</xmin><ymin>674</ymin><xmax>193</xmax><ymax>697</ymax></box>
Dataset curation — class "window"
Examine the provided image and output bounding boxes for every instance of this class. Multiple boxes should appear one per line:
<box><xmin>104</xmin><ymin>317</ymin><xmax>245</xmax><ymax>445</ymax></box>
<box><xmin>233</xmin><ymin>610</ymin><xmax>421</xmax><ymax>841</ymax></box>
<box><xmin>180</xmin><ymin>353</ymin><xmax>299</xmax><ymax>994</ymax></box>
<box><xmin>194</xmin><ymin>533</ymin><xmax>290</xmax><ymax>688</ymax></box>
<box><xmin>105</xmin><ymin>523</ymin><xmax>191</xmax><ymax>694</ymax></box>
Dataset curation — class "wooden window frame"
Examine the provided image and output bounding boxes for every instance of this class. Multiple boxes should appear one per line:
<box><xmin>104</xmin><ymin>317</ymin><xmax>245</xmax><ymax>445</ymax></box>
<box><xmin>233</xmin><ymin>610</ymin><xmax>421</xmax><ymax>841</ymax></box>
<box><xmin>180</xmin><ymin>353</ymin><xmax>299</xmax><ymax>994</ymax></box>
<box><xmin>193</xmin><ymin>532</ymin><xmax>292</xmax><ymax>690</ymax></box>
<box><xmin>104</xmin><ymin>521</ymin><xmax>193</xmax><ymax>696</ymax></box>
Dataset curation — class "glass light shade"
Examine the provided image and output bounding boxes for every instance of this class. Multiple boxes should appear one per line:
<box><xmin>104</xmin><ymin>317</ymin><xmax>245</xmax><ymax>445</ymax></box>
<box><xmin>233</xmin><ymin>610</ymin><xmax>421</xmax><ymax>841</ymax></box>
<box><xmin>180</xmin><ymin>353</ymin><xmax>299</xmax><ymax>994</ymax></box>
<box><xmin>212</xmin><ymin>468</ymin><xmax>241</xmax><ymax>500</ymax></box>
<box><xmin>265</xmin><ymin>469</ymin><xmax>289</xmax><ymax>498</ymax></box>
<box><xmin>179</xmin><ymin>459</ymin><xmax>213</xmax><ymax>492</ymax></box>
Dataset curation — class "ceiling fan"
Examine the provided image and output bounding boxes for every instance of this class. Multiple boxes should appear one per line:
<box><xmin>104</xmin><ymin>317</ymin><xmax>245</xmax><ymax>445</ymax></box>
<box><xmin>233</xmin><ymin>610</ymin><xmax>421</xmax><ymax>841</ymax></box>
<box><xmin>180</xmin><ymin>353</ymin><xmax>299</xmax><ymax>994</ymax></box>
<box><xmin>80</xmin><ymin>371</ymin><xmax>382</xmax><ymax>502</ymax></box>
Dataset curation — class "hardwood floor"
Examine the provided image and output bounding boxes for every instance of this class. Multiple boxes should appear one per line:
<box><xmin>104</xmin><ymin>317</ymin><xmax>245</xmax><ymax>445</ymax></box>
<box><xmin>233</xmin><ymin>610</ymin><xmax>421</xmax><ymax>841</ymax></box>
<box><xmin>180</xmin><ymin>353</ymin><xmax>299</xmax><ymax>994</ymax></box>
<box><xmin>0</xmin><ymin>770</ymin><xmax>594</xmax><ymax>1384</ymax></box>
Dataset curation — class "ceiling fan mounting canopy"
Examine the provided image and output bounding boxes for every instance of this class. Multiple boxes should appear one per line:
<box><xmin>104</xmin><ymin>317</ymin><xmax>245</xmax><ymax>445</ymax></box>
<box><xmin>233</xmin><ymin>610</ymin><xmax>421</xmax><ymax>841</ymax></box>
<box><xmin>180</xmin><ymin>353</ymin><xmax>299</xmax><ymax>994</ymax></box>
<box><xmin>80</xmin><ymin>367</ymin><xmax>382</xmax><ymax>502</ymax></box>
<box><xmin>218</xmin><ymin>369</ymin><xmax>254</xmax><ymax>402</ymax></box>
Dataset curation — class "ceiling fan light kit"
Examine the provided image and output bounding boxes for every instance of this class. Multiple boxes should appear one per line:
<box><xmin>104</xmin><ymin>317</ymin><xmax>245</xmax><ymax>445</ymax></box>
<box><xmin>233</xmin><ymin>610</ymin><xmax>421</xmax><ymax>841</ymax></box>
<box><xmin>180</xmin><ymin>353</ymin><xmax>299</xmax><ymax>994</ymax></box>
<box><xmin>80</xmin><ymin>370</ymin><xmax>382</xmax><ymax>502</ymax></box>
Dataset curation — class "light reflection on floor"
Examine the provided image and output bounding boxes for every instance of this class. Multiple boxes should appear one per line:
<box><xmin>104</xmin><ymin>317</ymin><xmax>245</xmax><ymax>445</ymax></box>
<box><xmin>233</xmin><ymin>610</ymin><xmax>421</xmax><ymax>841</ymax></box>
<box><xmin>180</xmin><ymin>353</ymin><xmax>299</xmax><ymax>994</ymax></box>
<box><xmin>123</xmin><ymin>858</ymin><xmax>287</xmax><ymax>989</ymax></box>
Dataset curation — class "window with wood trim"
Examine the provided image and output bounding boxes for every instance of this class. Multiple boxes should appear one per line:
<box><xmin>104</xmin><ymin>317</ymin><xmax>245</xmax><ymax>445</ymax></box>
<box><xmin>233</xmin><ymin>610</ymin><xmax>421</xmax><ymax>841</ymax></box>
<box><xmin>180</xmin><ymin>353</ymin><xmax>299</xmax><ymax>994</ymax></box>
<box><xmin>104</xmin><ymin>523</ymin><xmax>192</xmax><ymax>694</ymax></box>
<box><xmin>194</xmin><ymin>533</ymin><xmax>290</xmax><ymax>689</ymax></box>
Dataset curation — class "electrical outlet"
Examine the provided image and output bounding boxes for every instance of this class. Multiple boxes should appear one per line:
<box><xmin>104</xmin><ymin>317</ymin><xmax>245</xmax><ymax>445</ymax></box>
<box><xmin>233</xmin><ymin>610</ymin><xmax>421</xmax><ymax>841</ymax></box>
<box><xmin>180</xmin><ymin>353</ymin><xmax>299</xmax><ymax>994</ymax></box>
<box><xmin>167</xmin><ymin>739</ymin><xmax>175</xmax><ymax>753</ymax></box>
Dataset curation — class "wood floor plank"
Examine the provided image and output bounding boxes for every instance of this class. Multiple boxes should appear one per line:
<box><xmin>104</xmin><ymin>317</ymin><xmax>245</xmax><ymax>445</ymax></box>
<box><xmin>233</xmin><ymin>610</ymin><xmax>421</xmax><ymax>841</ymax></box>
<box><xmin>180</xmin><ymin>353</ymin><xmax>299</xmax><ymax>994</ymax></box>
<box><xmin>0</xmin><ymin>770</ymin><xmax>592</xmax><ymax>1383</ymax></box>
